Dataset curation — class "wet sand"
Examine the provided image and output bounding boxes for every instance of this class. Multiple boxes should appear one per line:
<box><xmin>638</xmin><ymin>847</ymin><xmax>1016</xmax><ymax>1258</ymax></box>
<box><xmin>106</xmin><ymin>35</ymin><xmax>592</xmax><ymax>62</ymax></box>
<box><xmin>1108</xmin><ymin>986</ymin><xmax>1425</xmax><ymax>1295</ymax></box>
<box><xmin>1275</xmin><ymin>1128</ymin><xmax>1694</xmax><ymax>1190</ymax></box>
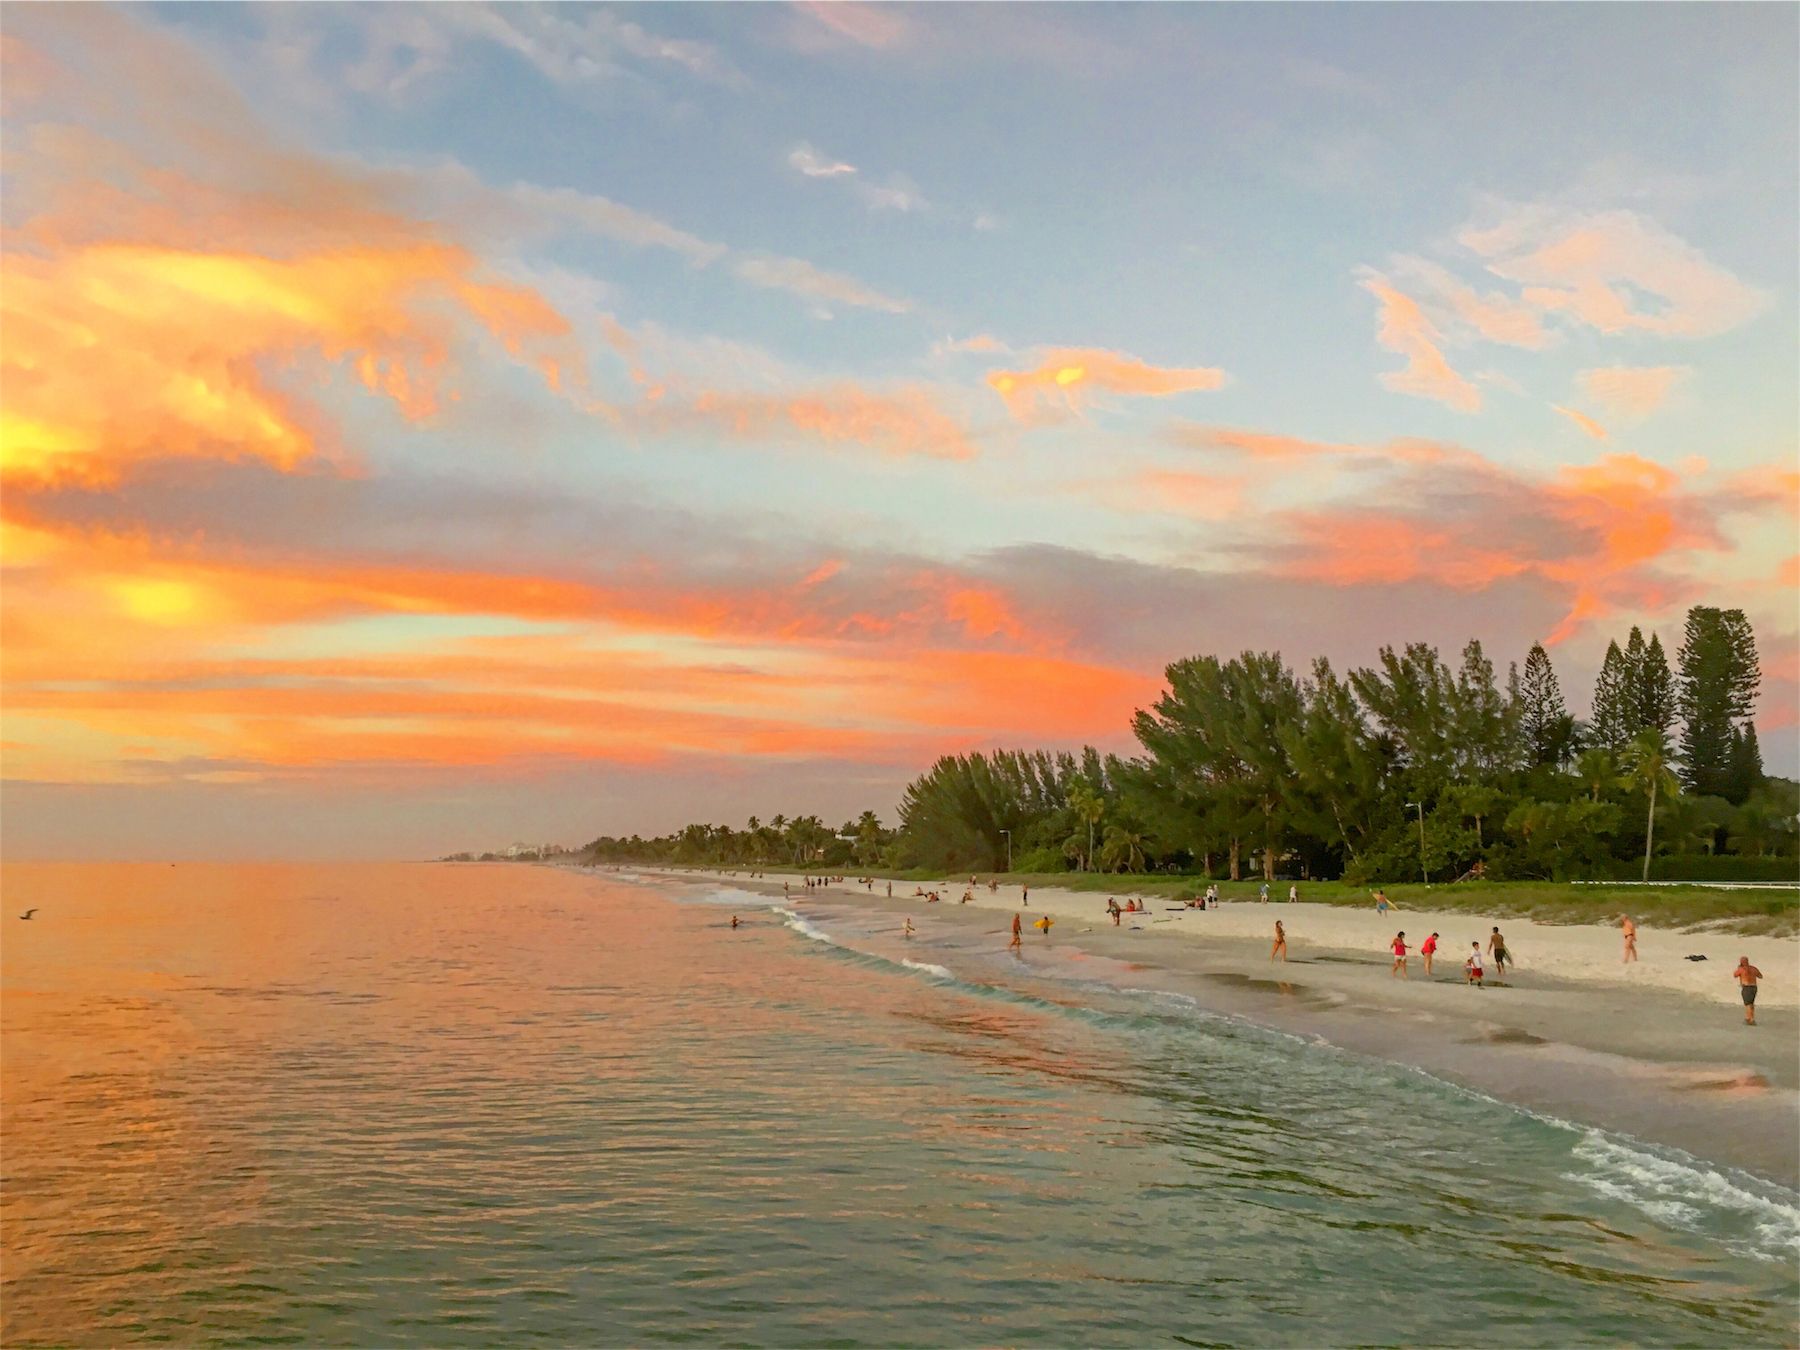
<box><xmin>625</xmin><ymin>867</ymin><xmax>1800</xmax><ymax>1187</ymax></box>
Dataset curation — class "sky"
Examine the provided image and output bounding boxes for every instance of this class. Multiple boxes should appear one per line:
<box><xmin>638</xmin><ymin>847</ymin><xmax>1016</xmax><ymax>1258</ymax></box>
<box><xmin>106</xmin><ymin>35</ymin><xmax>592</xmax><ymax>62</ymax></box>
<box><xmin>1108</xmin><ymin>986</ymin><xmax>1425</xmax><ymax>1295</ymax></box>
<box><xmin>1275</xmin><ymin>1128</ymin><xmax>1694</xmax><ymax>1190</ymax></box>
<box><xmin>1</xmin><ymin>2</ymin><xmax>1795</xmax><ymax>860</ymax></box>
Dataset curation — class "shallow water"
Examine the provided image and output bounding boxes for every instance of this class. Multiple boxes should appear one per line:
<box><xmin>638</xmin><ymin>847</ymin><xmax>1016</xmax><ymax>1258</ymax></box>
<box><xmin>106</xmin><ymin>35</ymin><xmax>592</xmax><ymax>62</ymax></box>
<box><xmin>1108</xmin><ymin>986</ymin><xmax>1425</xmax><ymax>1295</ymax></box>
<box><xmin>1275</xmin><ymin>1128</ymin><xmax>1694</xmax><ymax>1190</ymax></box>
<box><xmin>3</xmin><ymin>862</ymin><xmax>1795</xmax><ymax>1347</ymax></box>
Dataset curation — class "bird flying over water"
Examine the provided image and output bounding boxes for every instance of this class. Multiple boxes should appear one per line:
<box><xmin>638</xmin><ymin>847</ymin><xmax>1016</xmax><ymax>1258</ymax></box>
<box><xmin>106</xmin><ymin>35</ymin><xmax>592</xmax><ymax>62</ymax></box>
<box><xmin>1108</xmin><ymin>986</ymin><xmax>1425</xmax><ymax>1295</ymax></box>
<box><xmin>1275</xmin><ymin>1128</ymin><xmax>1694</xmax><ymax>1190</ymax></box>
<box><xmin>19</xmin><ymin>909</ymin><xmax>37</xmax><ymax>920</ymax></box>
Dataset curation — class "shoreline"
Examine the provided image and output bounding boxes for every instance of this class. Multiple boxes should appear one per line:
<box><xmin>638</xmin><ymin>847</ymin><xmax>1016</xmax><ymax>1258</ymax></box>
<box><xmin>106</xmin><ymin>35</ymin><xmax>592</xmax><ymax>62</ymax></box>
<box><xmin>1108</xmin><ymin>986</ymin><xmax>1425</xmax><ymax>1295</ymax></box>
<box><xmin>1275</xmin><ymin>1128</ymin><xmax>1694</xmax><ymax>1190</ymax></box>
<box><xmin>604</xmin><ymin>864</ymin><xmax>1800</xmax><ymax>1188</ymax></box>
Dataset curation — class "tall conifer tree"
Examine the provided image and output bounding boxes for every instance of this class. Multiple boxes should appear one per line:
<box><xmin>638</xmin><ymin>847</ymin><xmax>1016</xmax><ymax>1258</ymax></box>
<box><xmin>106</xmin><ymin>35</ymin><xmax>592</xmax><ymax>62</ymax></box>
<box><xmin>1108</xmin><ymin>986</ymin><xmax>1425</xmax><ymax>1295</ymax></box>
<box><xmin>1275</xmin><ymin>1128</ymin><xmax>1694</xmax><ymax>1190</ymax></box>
<box><xmin>1519</xmin><ymin>643</ymin><xmax>1573</xmax><ymax>766</ymax></box>
<box><xmin>1635</xmin><ymin>632</ymin><xmax>1675</xmax><ymax>734</ymax></box>
<box><xmin>1676</xmin><ymin>607</ymin><xmax>1761</xmax><ymax>796</ymax></box>
<box><xmin>1590</xmin><ymin>640</ymin><xmax>1632</xmax><ymax>749</ymax></box>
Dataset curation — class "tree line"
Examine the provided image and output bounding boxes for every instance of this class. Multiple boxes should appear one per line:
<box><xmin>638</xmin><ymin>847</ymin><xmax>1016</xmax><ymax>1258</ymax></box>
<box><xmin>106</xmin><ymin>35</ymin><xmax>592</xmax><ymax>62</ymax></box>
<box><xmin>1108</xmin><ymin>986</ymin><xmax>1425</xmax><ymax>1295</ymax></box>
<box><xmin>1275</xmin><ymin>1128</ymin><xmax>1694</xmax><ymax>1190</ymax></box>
<box><xmin>574</xmin><ymin>605</ymin><xmax>1794</xmax><ymax>883</ymax></box>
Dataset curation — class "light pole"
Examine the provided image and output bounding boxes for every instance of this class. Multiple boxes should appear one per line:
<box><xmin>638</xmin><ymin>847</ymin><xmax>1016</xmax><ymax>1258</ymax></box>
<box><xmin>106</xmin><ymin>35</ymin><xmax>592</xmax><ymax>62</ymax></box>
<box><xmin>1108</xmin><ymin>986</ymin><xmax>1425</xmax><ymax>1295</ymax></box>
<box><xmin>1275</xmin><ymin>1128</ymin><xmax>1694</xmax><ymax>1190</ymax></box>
<box><xmin>1404</xmin><ymin>801</ymin><xmax>1427</xmax><ymax>885</ymax></box>
<box><xmin>1000</xmin><ymin>829</ymin><xmax>1012</xmax><ymax>873</ymax></box>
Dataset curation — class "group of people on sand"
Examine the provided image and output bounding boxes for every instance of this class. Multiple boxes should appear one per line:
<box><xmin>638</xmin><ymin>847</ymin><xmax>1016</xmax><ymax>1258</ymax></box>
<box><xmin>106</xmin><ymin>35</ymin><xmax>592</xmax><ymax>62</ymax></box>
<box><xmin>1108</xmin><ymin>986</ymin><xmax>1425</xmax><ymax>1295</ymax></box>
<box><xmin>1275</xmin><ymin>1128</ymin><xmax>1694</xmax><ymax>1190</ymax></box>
<box><xmin>1381</xmin><ymin>927</ymin><xmax>1511</xmax><ymax>986</ymax></box>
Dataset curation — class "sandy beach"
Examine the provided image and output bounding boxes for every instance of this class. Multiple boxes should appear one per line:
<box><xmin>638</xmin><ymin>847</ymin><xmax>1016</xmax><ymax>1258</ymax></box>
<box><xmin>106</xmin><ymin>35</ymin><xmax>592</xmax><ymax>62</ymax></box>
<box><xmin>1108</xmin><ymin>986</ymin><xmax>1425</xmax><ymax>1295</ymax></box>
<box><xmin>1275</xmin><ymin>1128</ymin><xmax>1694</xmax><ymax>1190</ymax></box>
<box><xmin>623</xmin><ymin>866</ymin><xmax>1800</xmax><ymax>1186</ymax></box>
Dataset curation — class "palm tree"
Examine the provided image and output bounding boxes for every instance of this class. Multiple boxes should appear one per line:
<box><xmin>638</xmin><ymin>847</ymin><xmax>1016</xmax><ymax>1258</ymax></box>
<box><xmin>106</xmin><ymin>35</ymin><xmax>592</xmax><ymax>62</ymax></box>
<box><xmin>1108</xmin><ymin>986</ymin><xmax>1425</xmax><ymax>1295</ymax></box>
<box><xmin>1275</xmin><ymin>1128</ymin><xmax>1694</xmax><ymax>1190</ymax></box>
<box><xmin>1572</xmin><ymin>747</ymin><xmax>1622</xmax><ymax>802</ymax></box>
<box><xmin>1068</xmin><ymin>785</ymin><xmax>1105</xmax><ymax>872</ymax></box>
<box><xmin>1100</xmin><ymin>823</ymin><xmax>1149</xmax><ymax>873</ymax></box>
<box><xmin>1622</xmin><ymin>729</ymin><xmax>1681</xmax><ymax>883</ymax></box>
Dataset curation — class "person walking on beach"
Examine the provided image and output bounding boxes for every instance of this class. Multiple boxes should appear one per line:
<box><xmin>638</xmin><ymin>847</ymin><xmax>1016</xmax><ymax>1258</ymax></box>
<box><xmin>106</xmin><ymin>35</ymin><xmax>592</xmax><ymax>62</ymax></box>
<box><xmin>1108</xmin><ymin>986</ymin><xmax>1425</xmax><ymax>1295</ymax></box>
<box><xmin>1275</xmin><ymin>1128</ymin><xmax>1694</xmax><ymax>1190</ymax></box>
<box><xmin>1259</xmin><ymin>881</ymin><xmax>1270</xmax><ymax>902</ymax></box>
<box><xmin>1620</xmin><ymin>915</ymin><xmax>1638</xmax><ymax>963</ymax></box>
<box><xmin>886</xmin><ymin>881</ymin><xmax>892</xmax><ymax>898</ymax></box>
<box><xmin>1010</xmin><ymin>913</ymin><xmax>1022</xmax><ymax>950</ymax></box>
<box><xmin>1108</xmin><ymin>898</ymin><xmax>1122</xmax><ymax>926</ymax></box>
<box><xmin>1421</xmin><ymin>931</ymin><xmax>1439</xmax><ymax>977</ymax></box>
<box><xmin>1734</xmin><ymin>956</ymin><xmax>1762</xmax><ymax>1025</ymax></box>
<box><xmin>1487</xmin><ymin>927</ymin><xmax>1511</xmax><ymax>979</ymax></box>
<box><xmin>1466</xmin><ymin>942</ymin><xmax>1484</xmax><ymax>987</ymax></box>
<box><xmin>1288</xmin><ymin>884</ymin><xmax>1299</xmax><ymax>903</ymax></box>
<box><xmin>1390</xmin><ymin>931</ymin><xmax>1409</xmax><ymax>978</ymax></box>
<box><xmin>1374</xmin><ymin>890</ymin><xmax>1391</xmax><ymax>916</ymax></box>
<box><xmin>1022</xmin><ymin>885</ymin><xmax>1029</xmax><ymax>907</ymax></box>
<box><xmin>1271</xmin><ymin>919</ymin><xmax>1287</xmax><ymax>963</ymax></box>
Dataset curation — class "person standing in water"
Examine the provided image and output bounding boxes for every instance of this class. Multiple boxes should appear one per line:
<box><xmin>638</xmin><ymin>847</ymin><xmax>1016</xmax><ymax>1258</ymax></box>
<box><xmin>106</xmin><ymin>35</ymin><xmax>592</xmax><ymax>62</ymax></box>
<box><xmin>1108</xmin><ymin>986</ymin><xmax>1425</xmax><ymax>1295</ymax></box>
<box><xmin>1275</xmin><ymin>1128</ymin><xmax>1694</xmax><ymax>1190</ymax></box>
<box><xmin>1271</xmin><ymin>920</ymin><xmax>1287</xmax><ymax>963</ymax></box>
<box><xmin>904</xmin><ymin>918</ymin><xmax>916</xmax><ymax>939</ymax></box>
<box><xmin>1421</xmin><ymin>931</ymin><xmax>1439</xmax><ymax>976</ymax></box>
<box><xmin>1620</xmin><ymin>915</ymin><xmax>1638</xmax><ymax>963</ymax></box>
<box><xmin>1390</xmin><ymin>931</ymin><xmax>1409</xmax><ymax>977</ymax></box>
<box><xmin>1487</xmin><ymin>927</ymin><xmax>1511</xmax><ymax>978</ymax></box>
<box><xmin>730</xmin><ymin>915</ymin><xmax>740</xmax><ymax>929</ymax></box>
<box><xmin>1734</xmin><ymin>956</ymin><xmax>1762</xmax><ymax>1025</ymax></box>
<box><xmin>1010</xmin><ymin>913</ymin><xmax>1023</xmax><ymax>950</ymax></box>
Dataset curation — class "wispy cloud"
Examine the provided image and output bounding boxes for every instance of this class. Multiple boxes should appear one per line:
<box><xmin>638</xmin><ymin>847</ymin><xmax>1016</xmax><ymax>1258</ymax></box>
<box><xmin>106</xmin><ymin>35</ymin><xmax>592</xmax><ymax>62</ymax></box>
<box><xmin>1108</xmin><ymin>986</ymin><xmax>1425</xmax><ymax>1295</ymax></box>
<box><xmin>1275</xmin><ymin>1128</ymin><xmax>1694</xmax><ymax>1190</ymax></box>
<box><xmin>1357</xmin><ymin>272</ymin><xmax>1481</xmax><ymax>413</ymax></box>
<box><xmin>1578</xmin><ymin>365</ymin><xmax>1690</xmax><ymax>421</ymax></box>
<box><xmin>788</xmin><ymin>141</ymin><xmax>857</xmax><ymax>178</ymax></box>
<box><xmin>1460</xmin><ymin>203</ymin><xmax>1767</xmax><ymax>339</ymax></box>
<box><xmin>987</xmin><ymin>347</ymin><xmax>1227</xmax><ymax>421</ymax></box>
<box><xmin>1551</xmin><ymin>405</ymin><xmax>1609</xmax><ymax>441</ymax></box>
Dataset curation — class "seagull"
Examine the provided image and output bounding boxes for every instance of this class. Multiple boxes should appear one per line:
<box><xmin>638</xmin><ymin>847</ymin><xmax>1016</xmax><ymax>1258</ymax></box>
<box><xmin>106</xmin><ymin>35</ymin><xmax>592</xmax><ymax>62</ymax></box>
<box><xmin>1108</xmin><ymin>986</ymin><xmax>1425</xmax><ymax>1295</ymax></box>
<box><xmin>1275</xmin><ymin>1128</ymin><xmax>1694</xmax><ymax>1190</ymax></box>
<box><xmin>19</xmin><ymin>909</ymin><xmax>37</xmax><ymax>920</ymax></box>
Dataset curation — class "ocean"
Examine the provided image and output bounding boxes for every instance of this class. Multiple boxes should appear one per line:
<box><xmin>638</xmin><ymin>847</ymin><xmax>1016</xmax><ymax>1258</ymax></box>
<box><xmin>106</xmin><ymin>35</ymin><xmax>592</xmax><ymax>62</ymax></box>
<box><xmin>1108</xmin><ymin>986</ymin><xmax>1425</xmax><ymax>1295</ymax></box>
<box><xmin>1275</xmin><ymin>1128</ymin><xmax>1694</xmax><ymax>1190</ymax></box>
<box><xmin>3</xmin><ymin>862</ymin><xmax>1795</xmax><ymax>1346</ymax></box>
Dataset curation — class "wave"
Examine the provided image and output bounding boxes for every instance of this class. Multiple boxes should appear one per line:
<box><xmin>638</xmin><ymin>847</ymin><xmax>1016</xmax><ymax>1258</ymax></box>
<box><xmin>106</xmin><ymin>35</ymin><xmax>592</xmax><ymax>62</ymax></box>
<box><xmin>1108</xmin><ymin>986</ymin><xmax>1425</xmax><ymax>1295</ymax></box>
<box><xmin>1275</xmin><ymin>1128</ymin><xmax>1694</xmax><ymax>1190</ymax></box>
<box><xmin>900</xmin><ymin>958</ymin><xmax>954</xmax><ymax>980</ymax></box>
<box><xmin>1567</xmin><ymin>1131</ymin><xmax>1800</xmax><ymax>1264</ymax></box>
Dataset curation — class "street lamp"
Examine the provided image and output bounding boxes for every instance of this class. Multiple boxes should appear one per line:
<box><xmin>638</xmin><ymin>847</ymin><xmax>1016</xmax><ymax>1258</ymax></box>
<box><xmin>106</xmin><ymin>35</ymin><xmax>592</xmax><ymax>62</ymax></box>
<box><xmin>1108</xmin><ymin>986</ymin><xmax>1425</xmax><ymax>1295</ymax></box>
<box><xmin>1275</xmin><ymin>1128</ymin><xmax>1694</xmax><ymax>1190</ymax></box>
<box><xmin>999</xmin><ymin>829</ymin><xmax>1012</xmax><ymax>873</ymax></box>
<box><xmin>1404</xmin><ymin>801</ymin><xmax>1427</xmax><ymax>885</ymax></box>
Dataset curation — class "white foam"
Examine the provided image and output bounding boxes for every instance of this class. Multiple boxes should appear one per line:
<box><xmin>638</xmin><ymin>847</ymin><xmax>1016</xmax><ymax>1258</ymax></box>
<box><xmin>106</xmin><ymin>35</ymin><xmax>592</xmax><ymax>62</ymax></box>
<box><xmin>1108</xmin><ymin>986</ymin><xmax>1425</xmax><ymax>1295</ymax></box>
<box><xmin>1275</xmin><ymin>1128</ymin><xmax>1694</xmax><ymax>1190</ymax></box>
<box><xmin>775</xmin><ymin>907</ymin><xmax>840</xmax><ymax>949</ymax></box>
<box><xmin>1566</xmin><ymin>1131</ymin><xmax>1800</xmax><ymax>1263</ymax></box>
<box><xmin>901</xmin><ymin>958</ymin><xmax>954</xmax><ymax>980</ymax></box>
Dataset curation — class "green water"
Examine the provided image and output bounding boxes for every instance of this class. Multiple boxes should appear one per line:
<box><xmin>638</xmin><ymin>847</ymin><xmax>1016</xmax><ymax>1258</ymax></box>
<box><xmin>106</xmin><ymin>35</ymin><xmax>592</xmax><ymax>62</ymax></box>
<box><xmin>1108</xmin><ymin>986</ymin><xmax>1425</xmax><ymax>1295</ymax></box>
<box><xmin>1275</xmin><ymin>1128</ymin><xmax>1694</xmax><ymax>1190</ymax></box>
<box><xmin>3</xmin><ymin>863</ymin><xmax>1795</xmax><ymax>1346</ymax></box>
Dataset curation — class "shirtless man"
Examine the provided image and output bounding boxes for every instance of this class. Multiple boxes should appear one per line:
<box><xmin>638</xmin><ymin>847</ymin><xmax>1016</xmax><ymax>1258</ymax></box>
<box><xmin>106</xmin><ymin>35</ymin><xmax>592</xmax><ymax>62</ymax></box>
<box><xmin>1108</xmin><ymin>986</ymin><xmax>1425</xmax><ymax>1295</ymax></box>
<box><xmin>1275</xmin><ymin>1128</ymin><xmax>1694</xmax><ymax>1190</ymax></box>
<box><xmin>1390</xmin><ymin>931</ymin><xmax>1409</xmax><ymax>978</ymax></box>
<box><xmin>1107</xmin><ymin>898</ymin><xmax>1122</xmax><ymax>927</ymax></box>
<box><xmin>1010</xmin><ymin>913</ymin><xmax>1022</xmax><ymax>950</ymax></box>
<box><xmin>1487</xmin><ymin>927</ymin><xmax>1511</xmax><ymax>979</ymax></box>
<box><xmin>1734</xmin><ymin>956</ymin><xmax>1762</xmax><ymax>1025</ymax></box>
<box><xmin>1620</xmin><ymin>915</ymin><xmax>1638</xmax><ymax>964</ymax></box>
<box><xmin>1374</xmin><ymin>890</ymin><xmax>1391</xmax><ymax>916</ymax></box>
<box><xmin>1271</xmin><ymin>920</ymin><xmax>1287</xmax><ymax>963</ymax></box>
<box><xmin>903</xmin><ymin>918</ymin><xmax>916</xmax><ymax>939</ymax></box>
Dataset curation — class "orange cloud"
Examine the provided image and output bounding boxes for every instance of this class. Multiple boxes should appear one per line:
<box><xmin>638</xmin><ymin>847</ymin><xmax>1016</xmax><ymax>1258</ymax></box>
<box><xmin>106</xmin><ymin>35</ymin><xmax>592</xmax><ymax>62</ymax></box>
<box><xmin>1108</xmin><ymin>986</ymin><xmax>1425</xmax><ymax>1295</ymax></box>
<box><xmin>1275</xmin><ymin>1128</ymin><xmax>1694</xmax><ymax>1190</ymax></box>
<box><xmin>1172</xmin><ymin>424</ymin><xmax>1476</xmax><ymax>469</ymax></box>
<box><xmin>1551</xmin><ymin>405</ymin><xmax>1609</xmax><ymax>441</ymax></box>
<box><xmin>987</xmin><ymin>347</ymin><xmax>1225</xmax><ymax>421</ymax></box>
<box><xmin>1460</xmin><ymin>205</ymin><xmax>1766</xmax><ymax>339</ymax></box>
<box><xmin>1</xmin><ymin>241</ymin><xmax>589</xmax><ymax>487</ymax></box>
<box><xmin>1358</xmin><ymin>274</ymin><xmax>1480</xmax><ymax>413</ymax></box>
<box><xmin>1577</xmin><ymin>365</ymin><xmax>1690</xmax><ymax>421</ymax></box>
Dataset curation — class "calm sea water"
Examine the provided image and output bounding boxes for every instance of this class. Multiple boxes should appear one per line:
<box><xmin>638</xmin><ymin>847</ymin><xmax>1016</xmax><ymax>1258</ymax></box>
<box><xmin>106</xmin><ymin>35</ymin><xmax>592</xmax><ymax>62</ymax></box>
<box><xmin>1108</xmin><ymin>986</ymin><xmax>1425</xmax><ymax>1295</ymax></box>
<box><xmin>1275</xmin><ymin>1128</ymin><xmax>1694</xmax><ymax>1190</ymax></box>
<box><xmin>3</xmin><ymin>862</ymin><xmax>1795</xmax><ymax>1347</ymax></box>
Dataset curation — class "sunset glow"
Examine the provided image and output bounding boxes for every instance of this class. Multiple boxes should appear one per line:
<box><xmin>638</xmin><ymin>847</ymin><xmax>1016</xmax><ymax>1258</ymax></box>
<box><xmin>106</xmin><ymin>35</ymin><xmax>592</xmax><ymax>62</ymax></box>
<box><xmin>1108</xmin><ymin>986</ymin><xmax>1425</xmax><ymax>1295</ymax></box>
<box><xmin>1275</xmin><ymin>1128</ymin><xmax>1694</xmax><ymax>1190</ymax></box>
<box><xmin>1</xmin><ymin>3</ymin><xmax>1794</xmax><ymax>858</ymax></box>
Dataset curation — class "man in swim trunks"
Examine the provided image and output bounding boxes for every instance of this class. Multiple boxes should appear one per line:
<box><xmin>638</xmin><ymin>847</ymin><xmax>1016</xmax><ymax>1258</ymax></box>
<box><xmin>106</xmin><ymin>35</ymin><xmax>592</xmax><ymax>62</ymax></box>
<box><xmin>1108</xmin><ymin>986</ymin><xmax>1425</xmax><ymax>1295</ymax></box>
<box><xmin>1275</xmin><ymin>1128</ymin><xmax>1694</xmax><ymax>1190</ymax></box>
<box><xmin>1271</xmin><ymin>920</ymin><xmax>1287</xmax><ymax>963</ymax></box>
<box><xmin>1466</xmin><ymin>942</ymin><xmax>1484</xmax><ymax>987</ymax></box>
<box><xmin>1390</xmin><ymin>931</ymin><xmax>1409</xmax><ymax>978</ymax></box>
<box><xmin>1420</xmin><ymin>931</ymin><xmax>1438</xmax><ymax>976</ymax></box>
<box><xmin>1734</xmin><ymin>956</ymin><xmax>1762</xmax><ymax>1025</ymax></box>
<box><xmin>1487</xmin><ymin>927</ymin><xmax>1510</xmax><ymax>978</ymax></box>
<box><xmin>1108</xmin><ymin>898</ymin><xmax>1122</xmax><ymax>926</ymax></box>
<box><xmin>1010</xmin><ymin>913</ymin><xmax>1022</xmax><ymax>949</ymax></box>
<box><xmin>1620</xmin><ymin>915</ymin><xmax>1638</xmax><ymax>963</ymax></box>
<box><xmin>1375</xmin><ymin>890</ymin><xmax>1391</xmax><ymax>916</ymax></box>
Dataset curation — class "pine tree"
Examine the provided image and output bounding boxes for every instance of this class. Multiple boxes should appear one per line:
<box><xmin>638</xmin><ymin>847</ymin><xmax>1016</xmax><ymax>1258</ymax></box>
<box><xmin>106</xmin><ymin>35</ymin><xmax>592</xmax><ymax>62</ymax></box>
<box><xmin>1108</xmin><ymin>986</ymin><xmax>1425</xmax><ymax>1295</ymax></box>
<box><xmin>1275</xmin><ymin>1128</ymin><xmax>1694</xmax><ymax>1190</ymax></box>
<box><xmin>1723</xmin><ymin>723</ymin><xmax>1765</xmax><ymax>805</ymax></box>
<box><xmin>1590</xmin><ymin>639</ymin><xmax>1632</xmax><ymax>749</ymax></box>
<box><xmin>1676</xmin><ymin>607</ymin><xmax>1761</xmax><ymax>796</ymax></box>
<box><xmin>1519</xmin><ymin>643</ymin><xmax>1572</xmax><ymax>766</ymax></box>
<box><xmin>1635</xmin><ymin>633</ymin><xmax>1675</xmax><ymax>734</ymax></box>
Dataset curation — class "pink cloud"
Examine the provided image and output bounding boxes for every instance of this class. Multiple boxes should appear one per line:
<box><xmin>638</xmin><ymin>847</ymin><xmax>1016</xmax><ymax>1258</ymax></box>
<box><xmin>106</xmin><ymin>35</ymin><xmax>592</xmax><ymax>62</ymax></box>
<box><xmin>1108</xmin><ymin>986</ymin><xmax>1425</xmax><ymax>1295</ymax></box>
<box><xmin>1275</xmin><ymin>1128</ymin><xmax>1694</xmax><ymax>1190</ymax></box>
<box><xmin>987</xmin><ymin>347</ymin><xmax>1226</xmax><ymax>421</ymax></box>
<box><xmin>1357</xmin><ymin>273</ymin><xmax>1481</xmax><ymax>413</ymax></box>
<box><xmin>1577</xmin><ymin>365</ymin><xmax>1690</xmax><ymax>421</ymax></box>
<box><xmin>1551</xmin><ymin>405</ymin><xmax>1609</xmax><ymax>441</ymax></box>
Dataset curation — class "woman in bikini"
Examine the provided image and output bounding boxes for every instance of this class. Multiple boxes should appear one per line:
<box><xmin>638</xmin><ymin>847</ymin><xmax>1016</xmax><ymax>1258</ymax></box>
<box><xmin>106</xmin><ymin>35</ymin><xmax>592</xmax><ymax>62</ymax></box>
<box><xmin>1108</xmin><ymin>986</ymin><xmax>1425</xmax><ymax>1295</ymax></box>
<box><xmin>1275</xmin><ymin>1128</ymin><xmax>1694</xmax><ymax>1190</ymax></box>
<box><xmin>1271</xmin><ymin>919</ymin><xmax>1287</xmax><ymax>963</ymax></box>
